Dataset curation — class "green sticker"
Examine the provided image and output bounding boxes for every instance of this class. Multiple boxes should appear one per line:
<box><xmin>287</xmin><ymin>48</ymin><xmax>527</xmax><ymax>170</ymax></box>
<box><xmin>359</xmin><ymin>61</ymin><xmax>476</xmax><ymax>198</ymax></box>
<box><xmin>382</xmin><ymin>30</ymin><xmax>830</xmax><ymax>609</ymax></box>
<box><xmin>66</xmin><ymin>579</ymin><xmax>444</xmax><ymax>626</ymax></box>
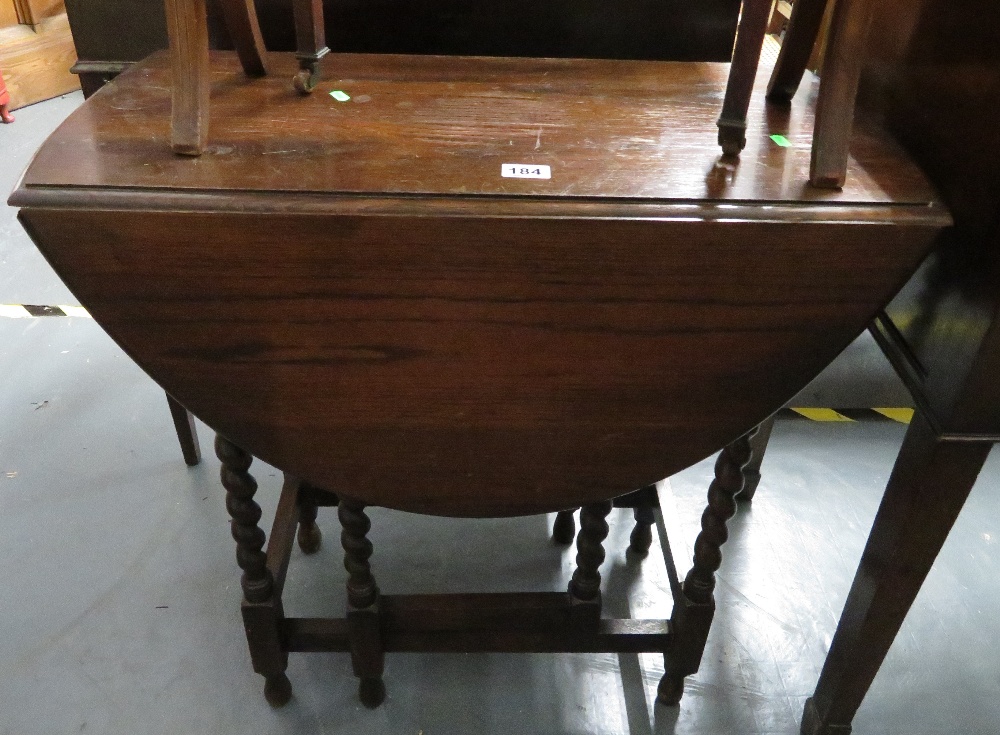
<box><xmin>330</xmin><ymin>90</ymin><xmax>351</xmax><ymax>102</ymax></box>
<box><xmin>770</xmin><ymin>134</ymin><xmax>792</xmax><ymax>147</ymax></box>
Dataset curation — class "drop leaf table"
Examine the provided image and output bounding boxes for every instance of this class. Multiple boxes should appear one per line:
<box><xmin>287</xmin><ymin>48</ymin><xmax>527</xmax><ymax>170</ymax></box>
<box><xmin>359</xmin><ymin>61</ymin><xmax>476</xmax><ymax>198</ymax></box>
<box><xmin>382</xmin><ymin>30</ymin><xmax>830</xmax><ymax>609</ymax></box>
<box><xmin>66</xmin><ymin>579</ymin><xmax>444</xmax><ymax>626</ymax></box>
<box><xmin>9</xmin><ymin>50</ymin><xmax>947</xmax><ymax>714</ymax></box>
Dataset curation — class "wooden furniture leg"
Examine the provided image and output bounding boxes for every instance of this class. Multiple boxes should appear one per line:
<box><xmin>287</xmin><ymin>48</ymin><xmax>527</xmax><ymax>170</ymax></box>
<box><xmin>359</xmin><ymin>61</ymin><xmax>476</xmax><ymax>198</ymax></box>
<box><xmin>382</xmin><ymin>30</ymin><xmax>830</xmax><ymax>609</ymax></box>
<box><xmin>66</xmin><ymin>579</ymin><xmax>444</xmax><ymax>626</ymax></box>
<box><xmin>552</xmin><ymin>509</ymin><xmax>577</xmax><ymax>544</ymax></box>
<box><xmin>164</xmin><ymin>0</ymin><xmax>210</xmax><ymax>155</ymax></box>
<box><xmin>716</xmin><ymin>0</ymin><xmax>774</xmax><ymax>155</ymax></box>
<box><xmin>807</xmin><ymin>0</ymin><xmax>877</xmax><ymax>188</ymax></box>
<box><xmin>165</xmin><ymin>393</ymin><xmax>201</xmax><ymax>466</ymax></box>
<box><xmin>765</xmin><ymin>0</ymin><xmax>832</xmax><ymax>103</ymax></box>
<box><xmin>552</xmin><ymin>485</ymin><xmax>657</xmax><ymax>550</ymax></box>
<box><xmin>164</xmin><ymin>0</ymin><xmax>268</xmax><ymax>155</ymax></box>
<box><xmin>628</xmin><ymin>486</ymin><xmax>657</xmax><ymax>556</ymax></box>
<box><xmin>291</xmin><ymin>0</ymin><xmax>329</xmax><ymax>93</ymax></box>
<box><xmin>659</xmin><ymin>429</ymin><xmax>755</xmax><ymax>704</ymax></box>
<box><xmin>296</xmin><ymin>482</ymin><xmax>324</xmax><ymax>554</ymax></box>
<box><xmin>801</xmin><ymin>412</ymin><xmax>992</xmax><ymax>734</ymax></box>
<box><xmin>216</xmin><ymin>434</ymin><xmax>292</xmax><ymax>706</ymax></box>
<box><xmin>739</xmin><ymin>416</ymin><xmax>775</xmax><ymax>502</ymax></box>
<box><xmin>568</xmin><ymin>500</ymin><xmax>614</xmax><ymax>626</ymax></box>
<box><xmin>216</xmin><ymin>0</ymin><xmax>269</xmax><ymax>77</ymax></box>
<box><xmin>338</xmin><ymin>497</ymin><xmax>386</xmax><ymax>707</ymax></box>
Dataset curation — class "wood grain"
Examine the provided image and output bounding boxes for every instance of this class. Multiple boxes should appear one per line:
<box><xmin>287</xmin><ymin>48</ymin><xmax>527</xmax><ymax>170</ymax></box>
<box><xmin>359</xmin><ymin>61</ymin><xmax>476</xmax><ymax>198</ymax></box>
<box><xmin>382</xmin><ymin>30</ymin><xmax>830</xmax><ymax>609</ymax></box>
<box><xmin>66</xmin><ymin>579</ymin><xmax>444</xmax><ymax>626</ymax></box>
<box><xmin>1</xmin><ymin>3</ymin><xmax>20</xmax><ymax>27</ymax></box>
<box><xmin>216</xmin><ymin>0</ymin><xmax>268</xmax><ymax>76</ymax></box>
<box><xmin>809</xmin><ymin>0</ymin><xmax>877</xmax><ymax>188</ymax></box>
<box><xmin>12</xmin><ymin>52</ymin><xmax>947</xmax><ymax>517</ymax></box>
<box><xmin>0</xmin><ymin>13</ymin><xmax>79</xmax><ymax>109</ymax></box>
<box><xmin>14</xmin><ymin>0</ymin><xmax>64</xmax><ymax>26</ymax></box>
<box><xmin>163</xmin><ymin>0</ymin><xmax>209</xmax><ymax>154</ymax></box>
<box><xmin>17</xmin><ymin>52</ymin><xmax>938</xmax><ymax>204</ymax></box>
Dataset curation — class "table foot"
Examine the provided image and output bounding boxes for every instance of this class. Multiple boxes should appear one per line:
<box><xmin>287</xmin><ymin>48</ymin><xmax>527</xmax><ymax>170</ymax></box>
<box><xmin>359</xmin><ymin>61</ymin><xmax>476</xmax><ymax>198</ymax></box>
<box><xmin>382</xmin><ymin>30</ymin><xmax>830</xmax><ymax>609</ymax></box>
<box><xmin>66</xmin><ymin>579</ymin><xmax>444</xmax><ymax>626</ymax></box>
<box><xmin>264</xmin><ymin>673</ymin><xmax>293</xmax><ymax>707</ymax></box>
<box><xmin>656</xmin><ymin>672</ymin><xmax>685</xmax><ymax>706</ymax></box>
<box><xmin>359</xmin><ymin>676</ymin><xmax>386</xmax><ymax>708</ymax></box>
<box><xmin>801</xmin><ymin>697</ymin><xmax>852</xmax><ymax>734</ymax></box>
<box><xmin>297</xmin><ymin>495</ymin><xmax>322</xmax><ymax>554</ymax></box>
<box><xmin>297</xmin><ymin>521</ymin><xmax>322</xmax><ymax>554</ymax></box>
<box><xmin>552</xmin><ymin>510</ymin><xmax>576</xmax><ymax>545</ymax></box>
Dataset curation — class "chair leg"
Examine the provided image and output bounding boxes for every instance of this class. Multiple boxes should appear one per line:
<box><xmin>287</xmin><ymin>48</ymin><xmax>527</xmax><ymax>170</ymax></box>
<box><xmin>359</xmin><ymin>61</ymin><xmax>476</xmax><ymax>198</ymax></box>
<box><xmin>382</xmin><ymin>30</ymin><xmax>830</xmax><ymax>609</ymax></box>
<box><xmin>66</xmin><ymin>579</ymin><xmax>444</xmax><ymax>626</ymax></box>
<box><xmin>717</xmin><ymin>0</ymin><xmax>775</xmax><ymax>156</ymax></box>
<box><xmin>339</xmin><ymin>497</ymin><xmax>386</xmax><ymax>707</ymax></box>
<box><xmin>164</xmin><ymin>0</ymin><xmax>210</xmax><ymax>155</ymax></box>
<box><xmin>292</xmin><ymin>0</ymin><xmax>329</xmax><ymax>93</ymax></box>
<box><xmin>809</xmin><ymin>0</ymin><xmax>878</xmax><ymax>188</ymax></box>
<box><xmin>166</xmin><ymin>393</ymin><xmax>201</xmax><ymax>466</ymax></box>
<box><xmin>801</xmin><ymin>412</ymin><xmax>991</xmax><ymax>734</ymax></box>
<box><xmin>216</xmin><ymin>434</ymin><xmax>292</xmax><ymax>707</ymax></box>
<box><xmin>658</xmin><ymin>429</ymin><xmax>755</xmax><ymax>705</ymax></box>
<box><xmin>765</xmin><ymin>0</ymin><xmax>832</xmax><ymax>103</ymax></box>
<box><xmin>216</xmin><ymin>0</ymin><xmax>269</xmax><ymax>77</ymax></box>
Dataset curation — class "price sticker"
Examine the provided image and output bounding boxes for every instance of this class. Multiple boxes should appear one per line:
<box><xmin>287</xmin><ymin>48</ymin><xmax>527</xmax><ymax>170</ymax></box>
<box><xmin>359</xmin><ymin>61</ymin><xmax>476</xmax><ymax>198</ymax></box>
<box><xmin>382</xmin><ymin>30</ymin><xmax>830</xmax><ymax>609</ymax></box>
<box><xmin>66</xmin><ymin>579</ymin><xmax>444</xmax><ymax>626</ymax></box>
<box><xmin>501</xmin><ymin>164</ymin><xmax>551</xmax><ymax>179</ymax></box>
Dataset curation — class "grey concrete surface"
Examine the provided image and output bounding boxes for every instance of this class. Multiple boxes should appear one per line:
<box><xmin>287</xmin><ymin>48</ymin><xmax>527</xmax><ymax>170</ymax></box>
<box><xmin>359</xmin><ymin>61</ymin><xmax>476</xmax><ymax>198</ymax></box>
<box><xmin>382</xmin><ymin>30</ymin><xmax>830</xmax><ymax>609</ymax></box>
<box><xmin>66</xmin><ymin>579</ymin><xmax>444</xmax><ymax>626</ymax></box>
<box><xmin>1</xmin><ymin>91</ymin><xmax>997</xmax><ymax>735</ymax></box>
<box><xmin>1</xmin><ymin>92</ymin><xmax>83</xmax><ymax>307</ymax></box>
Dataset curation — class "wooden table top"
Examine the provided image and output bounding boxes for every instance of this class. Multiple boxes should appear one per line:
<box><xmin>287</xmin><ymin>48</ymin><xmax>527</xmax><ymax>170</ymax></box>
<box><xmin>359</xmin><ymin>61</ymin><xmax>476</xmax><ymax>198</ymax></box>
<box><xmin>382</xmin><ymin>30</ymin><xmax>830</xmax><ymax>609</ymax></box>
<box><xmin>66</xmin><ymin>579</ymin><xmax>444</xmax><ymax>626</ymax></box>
<box><xmin>17</xmin><ymin>51</ymin><xmax>938</xmax><ymax>211</ymax></box>
<box><xmin>12</xmin><ymin>53</ymin><xmax>949</xmax><ymax>516</ymax></box>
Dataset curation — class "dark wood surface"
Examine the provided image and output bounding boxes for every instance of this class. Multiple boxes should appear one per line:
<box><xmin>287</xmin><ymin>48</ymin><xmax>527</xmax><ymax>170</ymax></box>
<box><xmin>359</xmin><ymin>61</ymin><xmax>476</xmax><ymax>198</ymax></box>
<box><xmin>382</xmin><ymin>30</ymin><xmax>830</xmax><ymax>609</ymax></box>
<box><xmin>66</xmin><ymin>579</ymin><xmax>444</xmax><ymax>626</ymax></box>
<box><xmin>863</xmin><ymin>0</ymin><xmax>1000</xmax><ymax>437</ymax></box>
<box><xmin>12</xmin><ymin>51</ymin><xmax>946</xmax><ymax>517</ymax></box>
<box><xmin>21</xmin><ymin>52</ymin><xmax>937</xmax><ymax>203</ymax></box>
<box><xmin>800</xmin><ymin>0</ymin><xmax>1000</xmax><ymax>731</ymax></box>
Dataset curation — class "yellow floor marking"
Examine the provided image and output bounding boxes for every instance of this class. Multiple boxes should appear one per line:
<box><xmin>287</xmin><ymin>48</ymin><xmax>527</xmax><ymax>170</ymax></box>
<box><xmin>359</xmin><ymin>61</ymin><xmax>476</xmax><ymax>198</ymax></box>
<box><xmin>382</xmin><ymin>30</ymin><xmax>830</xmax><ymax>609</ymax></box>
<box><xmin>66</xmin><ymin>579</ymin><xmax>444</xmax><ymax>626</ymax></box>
<box><xmin>790</xmin><ymin>407</ymin><xmax>855</xmax><ymax>422</ymax></box>
<box><xmin>873</xmin><ymin>407</ymin><xmax>914</xmax><ymax>424</ymax></box>
<box><xmin>57</xmin><ymin>305</ymin><xmax>92</xmax><ymax>318</ymax></box>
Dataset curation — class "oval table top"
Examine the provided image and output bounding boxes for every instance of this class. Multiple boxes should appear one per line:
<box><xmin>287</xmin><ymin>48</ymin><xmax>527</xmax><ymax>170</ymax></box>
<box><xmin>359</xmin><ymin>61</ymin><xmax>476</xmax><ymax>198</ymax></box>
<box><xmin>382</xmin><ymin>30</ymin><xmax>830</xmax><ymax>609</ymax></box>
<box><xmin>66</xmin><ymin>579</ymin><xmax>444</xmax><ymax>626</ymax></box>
<box><xmin>11</xmin><ymin>52</ymin><xmax>948</xmax><ymax>516</ymax></box>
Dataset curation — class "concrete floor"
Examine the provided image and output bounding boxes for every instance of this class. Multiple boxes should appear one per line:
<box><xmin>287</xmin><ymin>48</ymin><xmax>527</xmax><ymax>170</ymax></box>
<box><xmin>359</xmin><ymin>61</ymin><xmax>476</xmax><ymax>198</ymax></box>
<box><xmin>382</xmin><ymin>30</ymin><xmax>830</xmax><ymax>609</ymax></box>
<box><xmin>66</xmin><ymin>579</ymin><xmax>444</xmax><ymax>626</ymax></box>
<box><xmin>2</xmin><ymin>94</ymin><xmax>999</xmax><ymax>735</ymax></box>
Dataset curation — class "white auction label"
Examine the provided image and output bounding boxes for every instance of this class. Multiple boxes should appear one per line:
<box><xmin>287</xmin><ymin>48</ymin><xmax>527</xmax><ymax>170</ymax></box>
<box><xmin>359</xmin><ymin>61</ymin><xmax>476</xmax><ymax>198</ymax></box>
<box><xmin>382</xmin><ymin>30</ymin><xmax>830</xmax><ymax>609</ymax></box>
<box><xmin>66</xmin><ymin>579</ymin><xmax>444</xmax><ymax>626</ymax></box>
<box><xmin>501</xmin><ymin>164</ymin><xmax>551</xmax><ymax>179</ymax></box>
